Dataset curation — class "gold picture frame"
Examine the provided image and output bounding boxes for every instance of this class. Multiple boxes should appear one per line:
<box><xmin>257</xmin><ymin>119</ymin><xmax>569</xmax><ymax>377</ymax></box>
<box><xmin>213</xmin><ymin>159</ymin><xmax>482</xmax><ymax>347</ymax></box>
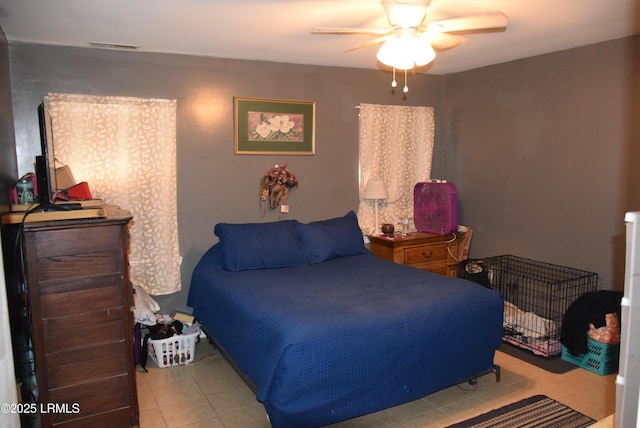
<box><xmin>234</xmin><ymin>97</ymin><xmax>316</xmax><ymax>155</ymax></box>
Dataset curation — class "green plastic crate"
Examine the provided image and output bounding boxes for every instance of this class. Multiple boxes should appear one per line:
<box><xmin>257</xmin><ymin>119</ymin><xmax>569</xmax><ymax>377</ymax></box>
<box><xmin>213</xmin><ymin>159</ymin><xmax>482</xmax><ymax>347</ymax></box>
<box><xmin>561</xmin><ymin>337</ymin><xmax>620</xmax><ymax>375</ymax></box>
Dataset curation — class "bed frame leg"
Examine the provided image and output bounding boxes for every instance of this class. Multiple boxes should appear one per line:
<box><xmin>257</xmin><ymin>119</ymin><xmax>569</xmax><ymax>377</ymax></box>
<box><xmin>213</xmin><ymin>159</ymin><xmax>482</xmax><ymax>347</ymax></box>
<box><xmin>197</xmin><ymin>320</ymin><xmax>218</xmax><ymax>350</ymax></box>
<box><xmin>458</xmin><ymin>364</ymin><xmax>502</xmax><ymax>391</ymax></box>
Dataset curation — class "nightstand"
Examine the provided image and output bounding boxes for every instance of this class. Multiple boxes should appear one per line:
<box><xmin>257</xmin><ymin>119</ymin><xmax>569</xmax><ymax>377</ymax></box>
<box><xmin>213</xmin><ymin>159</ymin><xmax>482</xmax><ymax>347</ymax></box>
<box><xmin>368</xmin><ymin>229</ymin><xmax>470</xmax><ymax>277</ymax></box>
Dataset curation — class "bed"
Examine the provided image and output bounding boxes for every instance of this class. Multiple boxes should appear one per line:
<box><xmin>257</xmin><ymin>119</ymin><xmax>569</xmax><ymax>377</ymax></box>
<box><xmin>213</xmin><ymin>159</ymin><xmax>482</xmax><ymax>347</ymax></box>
<box><xmin>187</xmin><ymin>211</ymin><xmax>504</xmax><ymax>428</ymax></box>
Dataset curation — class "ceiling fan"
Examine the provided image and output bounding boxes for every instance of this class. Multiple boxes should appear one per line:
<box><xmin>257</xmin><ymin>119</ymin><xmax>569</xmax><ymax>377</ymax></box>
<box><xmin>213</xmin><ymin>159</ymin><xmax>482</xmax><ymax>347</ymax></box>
<box><xmin>312</xmin><ymin>0</ymin><xmax>507</xmax><ymax>91</ymax></box>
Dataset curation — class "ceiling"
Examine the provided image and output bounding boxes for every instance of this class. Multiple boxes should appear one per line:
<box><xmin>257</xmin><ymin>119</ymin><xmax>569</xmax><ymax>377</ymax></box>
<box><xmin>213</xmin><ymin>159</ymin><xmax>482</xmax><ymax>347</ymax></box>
<box><xmin>0</xmin><ymin>0</ymin><xmax>638</xmax><ymax>75</ymax></box>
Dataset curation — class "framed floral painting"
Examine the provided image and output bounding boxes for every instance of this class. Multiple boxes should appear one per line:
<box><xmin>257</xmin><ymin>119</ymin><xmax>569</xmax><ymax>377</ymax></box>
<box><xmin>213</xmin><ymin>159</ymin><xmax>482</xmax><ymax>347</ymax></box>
<box><xmin>234</xmin><ymin>97</ymin><xmax>316</xmax><ymax>155</ymax></box>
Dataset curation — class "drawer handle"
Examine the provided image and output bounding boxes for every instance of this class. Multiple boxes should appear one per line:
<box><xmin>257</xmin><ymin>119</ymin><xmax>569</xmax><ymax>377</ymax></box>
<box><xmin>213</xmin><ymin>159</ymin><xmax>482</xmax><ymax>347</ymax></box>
<box><xmin>421</xmin><ymin>250</ymin><xmax>434</xmax><ymax>259</ymax></box>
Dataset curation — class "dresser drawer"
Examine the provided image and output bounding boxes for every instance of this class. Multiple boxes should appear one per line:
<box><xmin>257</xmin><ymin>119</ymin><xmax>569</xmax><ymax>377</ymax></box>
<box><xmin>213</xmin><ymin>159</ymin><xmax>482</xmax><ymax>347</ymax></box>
<box><xmin>37</xmin><ymin>251</ymin><xmax>123</xmax><ymax>285</ymax></box>
<box><xmin>48</xmin><ymin>374</ymin><xmax>133</xmax><ymax>425</ymax></box>
<box><xmin>43</xmin><ymin>317</ymin><xmax>126</xmax><ymax>355</ymax></box>
<box><xmin>45</xmin><ymin>341</ymin><xmax>130</xmax><ymax>389</ymax></box>
<box><xmin>404</xmin><ymin>244</ymin><xmax>449</xmax><ymax>265</ymax></box>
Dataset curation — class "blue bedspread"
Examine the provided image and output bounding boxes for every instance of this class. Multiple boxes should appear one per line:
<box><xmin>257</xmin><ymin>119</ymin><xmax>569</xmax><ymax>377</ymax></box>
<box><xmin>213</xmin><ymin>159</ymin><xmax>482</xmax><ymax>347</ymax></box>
<box><xmin>188</xmin><ymin>245</ymin><xmax>503</xmax><ymax>428</ymax></box>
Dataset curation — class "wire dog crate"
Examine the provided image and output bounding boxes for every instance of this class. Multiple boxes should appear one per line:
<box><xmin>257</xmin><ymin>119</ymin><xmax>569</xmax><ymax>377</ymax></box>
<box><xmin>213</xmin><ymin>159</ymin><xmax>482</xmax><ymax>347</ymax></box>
<box><xmin>465</xmin><ymin>255</ymin><xmax>598</xmax><ymax>357</ymax></box>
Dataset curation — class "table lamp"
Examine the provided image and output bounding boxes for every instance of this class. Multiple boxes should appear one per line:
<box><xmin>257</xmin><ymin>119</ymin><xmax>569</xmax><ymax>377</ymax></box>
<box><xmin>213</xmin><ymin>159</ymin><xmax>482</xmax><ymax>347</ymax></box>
<box><xmin>363</xmin><ymin>179</ymin><xmax>388</xmax><ymax>234</ymax></box>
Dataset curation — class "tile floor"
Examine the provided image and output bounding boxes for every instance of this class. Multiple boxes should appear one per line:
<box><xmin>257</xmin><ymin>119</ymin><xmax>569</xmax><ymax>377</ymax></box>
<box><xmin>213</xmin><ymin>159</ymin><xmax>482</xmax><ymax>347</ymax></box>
<box><xmin>136</xmin><ymin>340</ymin><xmax>617</xmax><ymax>428</ymax></box>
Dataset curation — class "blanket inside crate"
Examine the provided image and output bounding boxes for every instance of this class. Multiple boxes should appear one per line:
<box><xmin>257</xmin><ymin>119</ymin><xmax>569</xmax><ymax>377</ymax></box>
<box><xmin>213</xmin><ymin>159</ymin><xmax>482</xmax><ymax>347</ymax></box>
<box><xmin>504</xmin><ymin>301</ymin><xmax>558</xmax><ymax>340</ymax></box>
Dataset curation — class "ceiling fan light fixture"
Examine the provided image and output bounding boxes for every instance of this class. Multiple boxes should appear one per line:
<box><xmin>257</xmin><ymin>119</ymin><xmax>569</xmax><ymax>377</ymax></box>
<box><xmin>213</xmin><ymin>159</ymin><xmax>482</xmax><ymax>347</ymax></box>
<box><xmin>376</xmin><ymin>32</ymin><xmax>435</xmax><ymax>70</ymax></box>
<box><xmin>311</xmin><ymin>2</ymin><xmax>507</xmax><ymax>93</ymax></box>
<box><xmin>382</xmin><ymin>0</ymin><xmax>431</xmax><ymax>28</ymax></box>
<box><xmin>413</xmin><ymin>37</ymin><xmax>436</xmax><ymax>67</ymax></box>
<box><xmin>377</xmin><ymin>38</ymin><xmax>414</xmax><ymax>70</ymax></box>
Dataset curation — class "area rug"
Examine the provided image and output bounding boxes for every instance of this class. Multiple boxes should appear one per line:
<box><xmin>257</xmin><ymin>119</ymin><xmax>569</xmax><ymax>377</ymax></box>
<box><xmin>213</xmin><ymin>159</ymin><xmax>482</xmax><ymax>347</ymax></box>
<box><xmin>498</xmin><ymin>342</ymin><xmax>577</xmax><ymax>374</ymax></box>
<box><xmin>445</xmin><ymin>395</ymin><xmax>595</xmax><ymax>428</ymax></box>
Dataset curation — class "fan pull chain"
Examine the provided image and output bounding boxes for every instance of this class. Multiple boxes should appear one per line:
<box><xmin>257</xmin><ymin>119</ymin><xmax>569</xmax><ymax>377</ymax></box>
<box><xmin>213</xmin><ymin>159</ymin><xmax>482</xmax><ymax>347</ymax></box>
<box><xmin>403</xmin><ymin>69</ymin><xmax>409</xmax><ymax>93</ymax></box>
<box><xmin>390</xmin><ymin>67</ymin><xmax>410</xmax><ymax>93</ymax></box>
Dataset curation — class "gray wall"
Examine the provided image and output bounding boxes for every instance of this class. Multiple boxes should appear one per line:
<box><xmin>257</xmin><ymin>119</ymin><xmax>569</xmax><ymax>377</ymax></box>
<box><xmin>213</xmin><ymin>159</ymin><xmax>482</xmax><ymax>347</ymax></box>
<box><xmin>5</xmin><ymin>36</ymin><xmax>639</xmax><ymax>311</ymax></box>
<box><xmin>444</xmin><ymin>36</ymin><xmax>640</xmax><ymax>292</ymax></box>
<box><xmin>7</xmin><ymin>42</ymin><xmax>445</xmax><ymax>312</ymax></box>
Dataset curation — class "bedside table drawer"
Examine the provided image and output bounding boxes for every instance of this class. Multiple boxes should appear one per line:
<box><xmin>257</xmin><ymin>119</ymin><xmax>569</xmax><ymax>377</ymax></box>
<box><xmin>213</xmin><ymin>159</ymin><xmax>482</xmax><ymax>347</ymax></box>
<box><xmin>368</xmin><ymin>230</ymin><xmax>469</xmax><ymax>278</ymax></box>
<box><xmin>404</xmin><ymin>245</ymin><xmax>448</xmax><ymax>265</ymax></box>
<box><xmin>410</xmin><ymin>263</ymin><xmax>449</xmax><ymax>276</ymax></box>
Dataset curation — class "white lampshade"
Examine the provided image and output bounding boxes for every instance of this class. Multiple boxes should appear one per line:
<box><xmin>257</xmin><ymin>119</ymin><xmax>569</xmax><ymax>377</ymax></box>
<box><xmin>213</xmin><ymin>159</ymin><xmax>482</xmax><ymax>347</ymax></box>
<box><xmin>377</xmin><ymin>30</ymin><xmax>436</xmax><ymax>70</ymax></box>
<box><xmin>363</xmin><ymin>179</ymin><xmax>388</xmax><ymax>235</ymax></box>
<box><xmin>413</xmin><ymin>37</ymin><xmax>436</xmax><ymax>67</ymax></box>
<box><xmin>363</xmin><ymin>179</ymin><xmax>389</xmax><ymax>200</ymax></box>
<box><xmin>377</xmin><ymin>38</ymin><xmax>414</xmax><ymax>70</ymax></box>
<box><xmin>382</xmin><ymin>0</ymin><xmax>431</xmax><ymax>28</ymax></box>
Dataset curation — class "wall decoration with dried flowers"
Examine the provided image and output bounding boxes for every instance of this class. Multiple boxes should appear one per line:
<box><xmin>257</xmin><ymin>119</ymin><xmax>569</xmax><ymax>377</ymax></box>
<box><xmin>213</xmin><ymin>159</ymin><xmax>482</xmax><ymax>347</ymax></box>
<box><xmin>260</xmin><ymin>163</ymin><xmax>299</xmax><ymax>215</ymax></box>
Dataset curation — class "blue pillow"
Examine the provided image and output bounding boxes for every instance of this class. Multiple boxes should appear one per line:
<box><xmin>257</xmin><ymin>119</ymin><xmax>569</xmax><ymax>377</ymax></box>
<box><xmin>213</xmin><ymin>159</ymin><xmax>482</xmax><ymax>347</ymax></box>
<box><xmin>295</xmin><ymin>211</ymin><xmax>367</xmax><ymax>264</ymax></box>
<box><xmin>214</xmin><ymin>220</ymin><xmax>306</xmax><ymax>271</ymax></box>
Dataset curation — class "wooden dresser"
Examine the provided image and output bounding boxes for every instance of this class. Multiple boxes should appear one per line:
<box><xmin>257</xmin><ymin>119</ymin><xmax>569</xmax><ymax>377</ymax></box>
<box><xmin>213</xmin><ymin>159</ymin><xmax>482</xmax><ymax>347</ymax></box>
<box><xmin>3</xmin><ymin>209</ymin><xmax>139</xmax><ymax>427</ymax></box>
<box><xmin>368</xmin><ymin>230</ymin><xmax>469</xmax><ymax>277</ymax></box>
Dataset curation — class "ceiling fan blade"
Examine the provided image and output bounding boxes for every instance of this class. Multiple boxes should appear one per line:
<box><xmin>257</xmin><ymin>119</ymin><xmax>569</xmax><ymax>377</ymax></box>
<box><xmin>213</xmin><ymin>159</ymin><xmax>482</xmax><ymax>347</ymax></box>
<box><xmin>426</xmin><ymin>12</ymin><xmax>507</xmax><ymax>33</ymax></box>
<box><xmin>423</xmin><ymin>33</ymin><xmax>464</xmax><ymax>51</ymax></box>
<box><xmin>311</xmin><ymin>27</ymin><xmax>393</xmax><ymax>36</ymax></box>
<box><xmin>344</xmin><ymin>35</ymin><xmax>393</xmax><ymax>52</ymax></box>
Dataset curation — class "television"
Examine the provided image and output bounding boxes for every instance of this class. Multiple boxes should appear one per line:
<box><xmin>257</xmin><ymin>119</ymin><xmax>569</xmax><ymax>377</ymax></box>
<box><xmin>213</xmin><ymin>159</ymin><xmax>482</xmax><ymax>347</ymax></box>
<box><xmin>35</xmin><ymin>101</ymin><xmax>64</xmax><ymax>211</ymax></box>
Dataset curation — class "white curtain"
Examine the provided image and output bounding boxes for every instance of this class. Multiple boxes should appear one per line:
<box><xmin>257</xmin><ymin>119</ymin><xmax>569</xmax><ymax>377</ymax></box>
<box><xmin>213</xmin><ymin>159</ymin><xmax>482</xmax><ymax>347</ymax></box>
<box><xmin>47</xmin><ymin>93</ymin><xmax>181</xmax><ymax>295</ymax></box>
<box><xmin>357</xmin><ymin>103</ymin><xmax>435</xmax><ymax>235</ymax></box>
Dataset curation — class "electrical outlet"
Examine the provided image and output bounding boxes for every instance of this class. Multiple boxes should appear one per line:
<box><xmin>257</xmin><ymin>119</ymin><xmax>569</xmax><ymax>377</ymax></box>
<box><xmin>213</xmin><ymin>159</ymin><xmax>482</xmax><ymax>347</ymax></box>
<box><xmin>280</xmin><ymin>205</ymin><xmax>289</xmax><ymax>213</ymax></box>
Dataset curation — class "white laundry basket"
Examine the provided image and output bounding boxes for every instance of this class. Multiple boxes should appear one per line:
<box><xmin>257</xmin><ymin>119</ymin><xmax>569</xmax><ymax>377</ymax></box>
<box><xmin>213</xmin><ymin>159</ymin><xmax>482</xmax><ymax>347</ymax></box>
<box><xmin>147</xmin><ymin>329</ymin><xmax>200</xmax><ymax>368</ymax></box>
